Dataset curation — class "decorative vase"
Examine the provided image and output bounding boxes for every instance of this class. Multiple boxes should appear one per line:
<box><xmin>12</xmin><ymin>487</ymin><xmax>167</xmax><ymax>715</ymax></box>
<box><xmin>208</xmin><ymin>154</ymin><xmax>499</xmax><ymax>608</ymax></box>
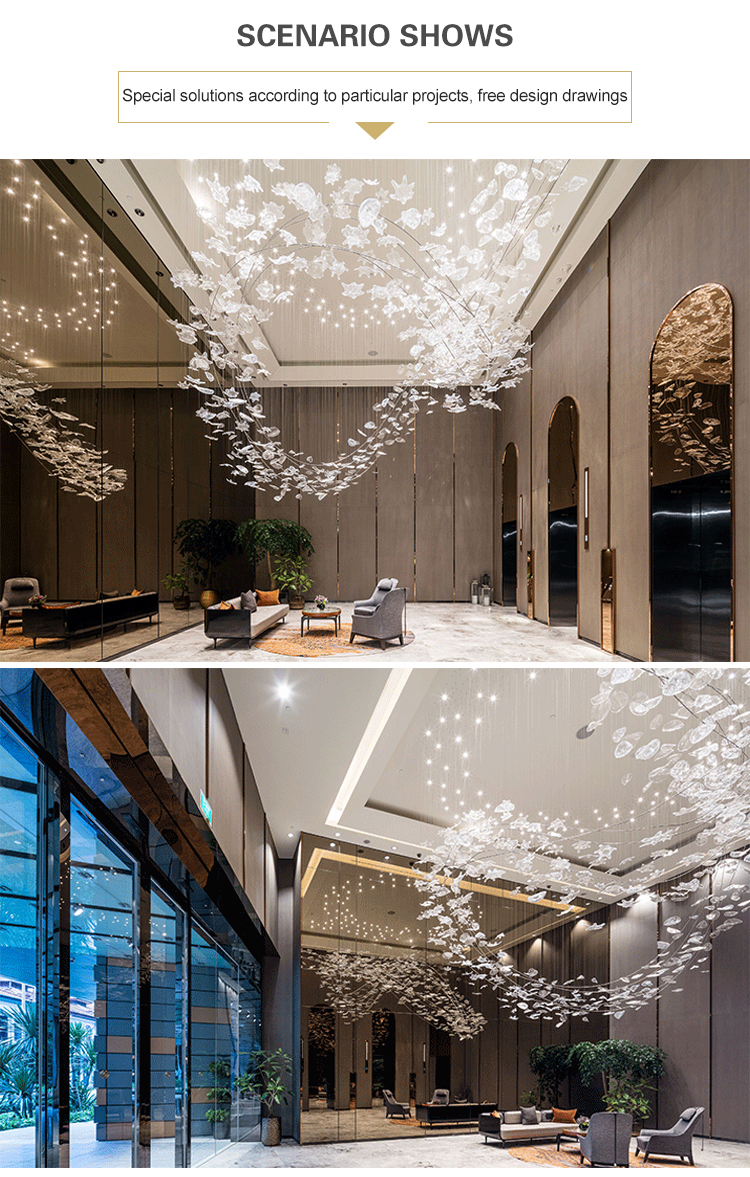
<box><xmin>200</xmin><ymin>589</ymin><xmax>219</xmax><ymax>609</ymax></box>
<box><xmin>316</xmin><ymin>604</ymin><xmax>326</xmax><ymax>611</ymax></box>
<box><xmin>290</xmin><ymin>595</ymin><xmax>305</xmax><ymax>610</ymax></box>
<box><xmin>261</xmin><ymin>1115</ymin><xmax>281</xmax><ymax>1146</ymax></box>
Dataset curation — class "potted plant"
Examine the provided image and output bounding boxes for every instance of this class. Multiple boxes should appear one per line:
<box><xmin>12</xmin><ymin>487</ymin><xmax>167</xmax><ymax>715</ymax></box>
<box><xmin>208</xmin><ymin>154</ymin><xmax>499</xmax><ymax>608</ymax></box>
<box><xmin>162</xmin><ymin>562</ymin><xmax>193</xmax><ymax>610</ymax></box>
<box><xmin>529</xmin><ymin>1042</ymin><xmax>573</xmax><ymax>1107</ymax></box>
<box><xmin>237</xmin><ymin>1047</ymin><xmax>292</xmax><ymax>1147</ymax></box>
<box><xmin>235</xmin><ymin>519</ymin><xmax>314</xmax><ymax>592</ymax></box>
<box><xmin>273</xmin><ymin>555</ymin><xmax>312</xmax><ymax>610</ymax></box>
<box><xmin>206</xmin><ymin>1058</ymin><xmax>233</xmax><ymax>1140</ymax></box>
<box><xmin>173</xmin><ymin>518</ymin><xmax>237</xmax><ymax>609</ymax></box>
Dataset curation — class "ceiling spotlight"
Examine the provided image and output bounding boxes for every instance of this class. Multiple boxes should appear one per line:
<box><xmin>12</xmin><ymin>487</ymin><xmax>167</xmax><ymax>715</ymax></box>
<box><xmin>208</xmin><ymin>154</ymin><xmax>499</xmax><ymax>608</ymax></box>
<box><xmin>277</xmin><ymin>681</ymin><xmax>292</xmax><ymax>702</ymax></box>
<box><xmin>106</xmin><ymin>208</ymin><xmax>118</xmax><ymax>217</ymax></box>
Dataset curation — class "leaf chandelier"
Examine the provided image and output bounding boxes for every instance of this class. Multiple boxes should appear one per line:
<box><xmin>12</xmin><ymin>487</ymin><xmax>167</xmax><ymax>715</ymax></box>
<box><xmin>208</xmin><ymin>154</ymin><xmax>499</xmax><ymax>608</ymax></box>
<box><xmin>0</xmin><ymin>360</ymin><xmax>127</xmax><ymax>501</ymax></box>
<box><xmin>303</xmin><ymin>948</ymin><xmax>486</xmax><ymax>1040</ymax></box>
<box><xmin>416</xmin><ymin>668</ymin><xmax>750</xmax><ymax>1026</ymax></box>
<box><xmin>171</xmin><ymin>159</ymin><xmax>587</xmax><ymax>500</ymax></box>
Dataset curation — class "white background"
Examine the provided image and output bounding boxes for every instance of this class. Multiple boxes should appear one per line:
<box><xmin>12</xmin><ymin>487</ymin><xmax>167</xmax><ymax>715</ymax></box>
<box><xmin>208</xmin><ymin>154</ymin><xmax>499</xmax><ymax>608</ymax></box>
<box><xmin>0</xmin><ymin>0</ymin><xmax>741</xmax><ymax>158</ymax></box>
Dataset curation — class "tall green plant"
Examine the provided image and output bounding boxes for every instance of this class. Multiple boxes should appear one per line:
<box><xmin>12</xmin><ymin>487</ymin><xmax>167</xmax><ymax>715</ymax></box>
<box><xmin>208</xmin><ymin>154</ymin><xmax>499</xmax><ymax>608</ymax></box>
<box><xmin>529</xmin><ymin>1043</ymin><xmax>573</xmax><ymax>1106</ymax></box>
<box><xmin>570</xmin><ymin>1039</ymin><xmax>665</xmax><ymax>1120</ymax></box>
<box><xmin>174</xmin><ymin>519</ymin><xmax>237</xmax><ymax>590</ymax></box>
<box><xmin>235</xmin><ymin>520</ymin><xmax>314</xmax><ymax>588</ymax></box>
<box><xmin>236</xmin><ymin>1047</ymin><xmax>292</xmax><ymax>1117</ymax></box>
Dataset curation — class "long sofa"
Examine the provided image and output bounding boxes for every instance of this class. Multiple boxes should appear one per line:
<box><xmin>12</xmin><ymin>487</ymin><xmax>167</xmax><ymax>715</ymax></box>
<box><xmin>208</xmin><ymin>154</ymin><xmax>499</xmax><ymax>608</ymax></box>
<box><xmin>204</xmin><ymin>594</ymin><xmax>289</xmax><ymax>648</ymax></box>
<box><xmin>23</xmin><ymin>593</ymin><xmax>159</xmax><ymax>648</ymax></box>
<box><xmin>417</xmin><ymin>1102</ymin><xmax>495</xmax><ymax>1127</ymax></box>
<box><xmin>479</xmin><ymin>1109</ymin><xmax>576</xmax><ymax>1145</ymax></box>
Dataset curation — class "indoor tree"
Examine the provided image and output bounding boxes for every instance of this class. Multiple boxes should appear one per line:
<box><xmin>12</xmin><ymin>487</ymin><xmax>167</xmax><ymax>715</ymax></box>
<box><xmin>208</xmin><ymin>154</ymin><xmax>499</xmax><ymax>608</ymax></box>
<box><xmin>234</xmin><ymin>520</ymin><xmax>314</xmax><ymax>590</ymax></box>
<box><xmin>570</xmin><ymin>1039</ymin><xmax>665</xmax><ymax>1123</ymax></box>
<box><xmin>529</xmin><ymin>1043</ymin><xmax>574</xmax><ymax>1106</ymax></box>
<box><xmin>173</xmin><ymin>519</ymin><xmax>237</xmax><ymax>594</ymax></box>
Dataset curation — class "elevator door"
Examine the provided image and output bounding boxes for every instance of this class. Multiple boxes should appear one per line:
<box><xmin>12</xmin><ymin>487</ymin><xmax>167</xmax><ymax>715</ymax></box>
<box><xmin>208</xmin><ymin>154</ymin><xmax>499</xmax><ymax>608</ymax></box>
<box><xmin>548</xmin><ymin>507</ymin><xmax>578</xmax><ymax>626</ymax></box>
<box><xmin>502</xmin><ymin>522</ymin><xmax>517</xmax><ymax>605</ymax></box>
<box><xmin>651</xmin><ymin>469</ymin><xmax>731</xmax><ymax>661</ymax></box>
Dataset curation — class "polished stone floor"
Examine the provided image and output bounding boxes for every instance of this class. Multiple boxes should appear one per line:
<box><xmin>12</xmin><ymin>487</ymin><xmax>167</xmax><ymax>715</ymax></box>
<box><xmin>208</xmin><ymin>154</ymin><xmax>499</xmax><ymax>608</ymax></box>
<box><xmin>210</xmin><ymin>1131</ymin><xmax>750</xmax><ymax>1168</ymax></box>
<box><xmin>112</xmin><ymin>603</ymin><xmax>626</xmax><ymax>665</ymax></box>
<box><xmin>0</xmin><ymin>606</ymin><xmax>199</xmax><ymax>664</ymax></box>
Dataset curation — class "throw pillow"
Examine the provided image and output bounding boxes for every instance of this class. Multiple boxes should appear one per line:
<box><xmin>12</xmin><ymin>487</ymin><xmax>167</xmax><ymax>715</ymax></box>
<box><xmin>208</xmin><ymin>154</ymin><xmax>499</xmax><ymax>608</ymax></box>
<box><xmin>541</xmin><ymin>1110</ymin><xmax>554</xmax><ymax>1122</ymax></box>
<box><xmin>552</xmin><ymin>1108</ymin><xmax>578</xmax><ymax>1123</ymax></box>
<box><xmin>490</xmin><ymin>1110</ymin><xmax>501</xmax><ymax>1118</ymax></box>
<box><xmin>240</xmin><ymin>589</ymin><xmax>257</xmax><ymax>612</ymax></box>
<box><xmin>504</xmin><ymin>1111</ymin><xmax>522</xmax><ymax>1124</ymax></box>
<box><xmin>256</xmin><ymin>588</ymin><xmax>280</xmax><ymax>606</ymax></box>
<box><xmin>219</xmin><ymin>601</ymin><xmax>235</xmax><ymax>611</ymax></box>
<box><xmin>520</xmin><ymin>1106</ymin><xmax>538</xmax><ymax>1125</ymax></box>
<box><xmin>130</xmin><ymin>588</ymin><xmax>143</xmax><ymax>596</ymax></box>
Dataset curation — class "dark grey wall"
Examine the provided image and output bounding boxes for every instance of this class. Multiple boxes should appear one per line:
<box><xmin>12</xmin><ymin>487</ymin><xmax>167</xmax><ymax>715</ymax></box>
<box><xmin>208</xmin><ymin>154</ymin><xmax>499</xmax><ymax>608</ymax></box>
<box><xmin>494</xmin><ymin>160</ymin><xmax>750</xmax><ymax>657</ymax></box>
<box><xmin>609</xmin><ymin>862</ymin><xmax>750</xmax><ymax>1142</ymax></box>
<box><xmin>0</xmin><ymin>386</ymin><xmax>253</xmax><ymax>601</ymax></box>
<box><xmin>262</xmin><ymin>852</ymin><xmax>301</xmax><ymax>1140</ymax></box>
<box><xmin>259</xmin><ymin>386</ymin><xmax>494</xmax><ymax>601</ymax></box>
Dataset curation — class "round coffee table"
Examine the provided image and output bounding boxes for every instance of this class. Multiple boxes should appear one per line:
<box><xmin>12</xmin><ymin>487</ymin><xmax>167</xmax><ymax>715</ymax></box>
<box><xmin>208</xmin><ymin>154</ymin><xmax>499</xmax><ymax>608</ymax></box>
<box><xmin>300</xmin><ymin>607</ymin><xmax>341</xmax><ymax>636</ymax></box>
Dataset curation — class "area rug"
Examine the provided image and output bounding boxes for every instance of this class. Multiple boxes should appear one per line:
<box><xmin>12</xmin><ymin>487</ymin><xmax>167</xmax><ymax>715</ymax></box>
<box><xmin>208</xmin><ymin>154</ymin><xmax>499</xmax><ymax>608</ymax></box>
<box><xmin>508</xmin><ymin>1142</ymin><xmax>686</xmax><ymax>1168</ymax></box>
<box><xmin>252</xmin><ymin>622</ymin><xmax>416</xmax><ymax>658</ymax></box>
<box><xmin>0</xmin><ymin>633</ymin><xmax>59</xmax><ymax>652</ymax></box>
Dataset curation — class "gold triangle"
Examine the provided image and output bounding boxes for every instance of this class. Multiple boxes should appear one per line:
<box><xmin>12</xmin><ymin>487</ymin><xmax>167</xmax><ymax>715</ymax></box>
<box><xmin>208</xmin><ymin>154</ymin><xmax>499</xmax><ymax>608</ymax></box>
<box><xmin>356</xmin><ymin>122</ymin><xmax>394</xmax><ymax>140</ymax></box>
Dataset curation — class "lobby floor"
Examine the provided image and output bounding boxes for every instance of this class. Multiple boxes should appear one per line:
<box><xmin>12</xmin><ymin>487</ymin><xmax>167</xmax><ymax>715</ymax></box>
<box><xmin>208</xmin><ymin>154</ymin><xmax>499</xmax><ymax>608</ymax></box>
<box><xmin>210</xmin><ymin>1131</ymin><xmax>750</xmax><ymax>1168</ymax></box>
<box><xmin>111</xmin><ymin>603</ymin><xmax>626</xmax><ymax>664</ymax></box>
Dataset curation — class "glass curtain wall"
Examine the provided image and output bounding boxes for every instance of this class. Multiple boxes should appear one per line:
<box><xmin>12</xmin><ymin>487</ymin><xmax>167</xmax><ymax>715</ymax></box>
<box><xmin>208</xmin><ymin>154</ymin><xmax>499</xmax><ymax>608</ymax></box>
<box><xmin>0</xmin><ymin>685</ymin><xmax>262</xmax><ymax>1167</ymax></box>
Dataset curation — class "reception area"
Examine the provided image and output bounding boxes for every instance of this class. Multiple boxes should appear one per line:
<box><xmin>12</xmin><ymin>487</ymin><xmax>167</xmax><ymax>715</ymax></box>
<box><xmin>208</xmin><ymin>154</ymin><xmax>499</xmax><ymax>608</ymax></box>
<box><xmin>1</xmin><ymin>664</ymin><xmax>749</xmax><ymax>1167</ymax></box>
<box><xmin>1</xmin><ymin>158</ymin><xmax>749</xmax><ymax>663</ymax></box>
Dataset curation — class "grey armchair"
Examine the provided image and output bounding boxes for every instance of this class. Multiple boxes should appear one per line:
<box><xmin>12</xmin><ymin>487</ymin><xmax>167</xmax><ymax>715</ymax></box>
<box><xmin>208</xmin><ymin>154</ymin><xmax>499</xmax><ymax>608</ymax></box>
<box><xmin>382</xmin><ymin>1089</ymin><xmax>411</xmax><ymax>1119</ymax></box>
<box><xmin>635</xmin><ymin>1106</ymin><xmax>703</xmax><ymax>1166</ymax></box>
<box><xmin>579</xmin><ymin>1112</ymin><xmax>632</xmax><ymax>1167</ymax></box>
<box><xmin>1</xmin><ymin>577</ymin><xmax>41</xmax><ymax>635</ymax></box>
<box><xmin>350</xmin><ymin>579</ymin><xmax>408</xmax><ymax>650</ymax></box>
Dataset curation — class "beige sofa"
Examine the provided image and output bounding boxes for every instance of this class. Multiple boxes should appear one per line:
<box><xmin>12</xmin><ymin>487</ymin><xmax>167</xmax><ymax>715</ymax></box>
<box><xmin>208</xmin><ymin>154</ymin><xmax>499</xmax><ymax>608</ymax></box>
<box><xmin>479</xmin><ymin>1109</ymin><xmax>576</xmax><ymax>1144</ymax></box>
<box><xmin>204</xmin><ymin>596</ymin><xmax>289</xmax><ymax>648</ymax></box>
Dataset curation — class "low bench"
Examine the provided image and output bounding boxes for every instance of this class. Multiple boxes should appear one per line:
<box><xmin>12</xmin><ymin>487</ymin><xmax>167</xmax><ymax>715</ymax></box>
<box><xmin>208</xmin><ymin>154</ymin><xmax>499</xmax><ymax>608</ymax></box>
<box><xmin>23</xmin><ymin>592</ymin><xmax>159</xmax><ymax>648</ymax></box>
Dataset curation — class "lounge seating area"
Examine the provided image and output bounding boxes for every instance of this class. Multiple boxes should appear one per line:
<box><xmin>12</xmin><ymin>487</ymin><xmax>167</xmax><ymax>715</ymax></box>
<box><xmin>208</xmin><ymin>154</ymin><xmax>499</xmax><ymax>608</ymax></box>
<box><xmin>204</xmin><ymin>592</ymin><xmax>290</xmax><ymax>648</ymax></box>
<box><xmin>636</xmin><ymin>1107</ymin><xmax>705</xmax><ymax>1166</ymax></box>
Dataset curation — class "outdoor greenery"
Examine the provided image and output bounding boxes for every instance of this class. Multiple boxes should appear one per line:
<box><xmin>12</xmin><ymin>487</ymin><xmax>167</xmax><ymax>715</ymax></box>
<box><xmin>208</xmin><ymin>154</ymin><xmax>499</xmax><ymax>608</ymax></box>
<box><xmin>236</xmin><ymin>1047</ymin><xmax>292</xmax><ymax>1117</ymax></box>
<box><xmin>173</xmin><ymin>518</ymin><xmax>238</xmax><ymax>590</ymax></box>
<box><xmin>234</xmin><ymin>520</ymin><xmax>314</xmax><ymax>589</ymax></box>
<box><xmin>527</xmin><ymin>1038</ymin><xmax>666</xmax><ymax>1120</ymax></box>
<box><xmin>0</xmin><ymin>1004</ymin><xmax>96</xmax><ymax>1131</ymax></box>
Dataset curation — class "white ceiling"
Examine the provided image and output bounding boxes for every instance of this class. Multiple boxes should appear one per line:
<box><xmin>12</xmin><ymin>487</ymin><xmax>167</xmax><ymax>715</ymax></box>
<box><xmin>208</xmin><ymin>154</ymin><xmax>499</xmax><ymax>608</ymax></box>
<box><xmin>90</xmin><ymin>157</ymin><xmax>649</xmax><ymax>387</ymax></box>
<box><xmin>223</xmin><ymin>666</ymin><xmax>748</xmax><ymax>904</ymax></box>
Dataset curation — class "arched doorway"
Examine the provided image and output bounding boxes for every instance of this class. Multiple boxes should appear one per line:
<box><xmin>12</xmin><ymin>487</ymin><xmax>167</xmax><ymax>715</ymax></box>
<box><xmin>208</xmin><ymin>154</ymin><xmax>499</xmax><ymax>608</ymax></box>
<box><xmin>650</xmin><ymin>284</ymin><xmax>733</xmax><ymax>661</ymax></box>
<box><xmin>548</xmin><ymin>397</ymin><xmax>579</xmax><ymax>626</ymax></box>
<box><xmin>501</xmin><ymin>443</ymin><xmax>518</xmax><ymax>606</ymax></box>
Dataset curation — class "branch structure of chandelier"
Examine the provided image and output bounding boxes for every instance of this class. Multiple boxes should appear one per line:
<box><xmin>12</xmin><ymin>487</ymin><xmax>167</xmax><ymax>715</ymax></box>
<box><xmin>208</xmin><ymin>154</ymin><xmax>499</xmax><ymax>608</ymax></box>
<box><xmin>171</xmin><ymin>159</ymin><xmax>588</xmax><ymax>500</ymax></box>
<box><xmin>415</xmin><ymin>668</ymin><xmax>750</xmax><ymax>1026</ymax></box>
<box><xmin>0</xmin><ymin>360</ymin><xmax>127</xmax><ymax>501</ymax></box>
<box><xmin>304</xmin><ymin>948</ymin><xmax>486</xmax><ymax>1040</ymax></box>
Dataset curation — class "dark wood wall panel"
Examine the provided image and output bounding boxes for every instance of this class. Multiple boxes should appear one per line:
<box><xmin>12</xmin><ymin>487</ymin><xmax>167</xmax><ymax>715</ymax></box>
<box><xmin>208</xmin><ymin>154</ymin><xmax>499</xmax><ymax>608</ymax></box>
<box><xmin>338</xmin><ymin>387</ymin><xmax>376</xmax><ymax>600</ymax></box>
<box><xmin>17</xmin><ymin>439</ymin><xmax>58</xmax><ymax>598</ymax></box>
<box><xmin>376</xmin><ymin>420</ymin><xmax>415</xmax><ymax>594</ymax></box>
<box><xmin>133</xmin><ymin>389</ymin><xmax>162</xmax><ymax>593</ymax></box>
<box><xmin>454</xmin><ymin>405</ymin><xmax>494</xmax><ymax>600</ymax></box>
<box><xmin>710</xmin><ymin>863</ymin><xmax>750</xmax><ymax>1141</ymax></box>
<box><xmin>415</xmin><ymin>407</ymin><xmax>453</xmax><ymax>600</ymax></box>
<box><xmin>0</xmin><ymin>428</ymin><xmax>21</xmax><ymax>580</ymax></box>
<box><xmin>100</xmin><ymin>388</ymin><xmax>136</xmax><ymax>595</ymax></box>
<box><xmin>298</xmin><ymin>389</ymin><xmax>338</xmax><ymax>599</ymax></box>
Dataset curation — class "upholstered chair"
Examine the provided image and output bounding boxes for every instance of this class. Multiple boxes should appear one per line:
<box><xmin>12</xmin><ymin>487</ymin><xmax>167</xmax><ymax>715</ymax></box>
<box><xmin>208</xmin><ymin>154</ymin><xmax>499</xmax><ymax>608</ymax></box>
<box><xmin>350</xmin><ymin>581</ymin><xmax>408</xmax><ymax>649</ymax></box>
<box><xmin>635</xmin><ymin>1106</ymin><xmax>704</xmax><ymax>1165</ymax></box>
<box><xmin>1</xmin><ymin>577</ymin><xmax>41</xmax><ymax>634</ymax></box>
<box><xmin>382</xmin><ymin>1089</ymin><xmax>411</xmax><ymax>1118</ymax></box>
<box><xmin>579</xmin><ymin>1112</ymin><xmax>632</xmax><ymax>1167</ymax></box>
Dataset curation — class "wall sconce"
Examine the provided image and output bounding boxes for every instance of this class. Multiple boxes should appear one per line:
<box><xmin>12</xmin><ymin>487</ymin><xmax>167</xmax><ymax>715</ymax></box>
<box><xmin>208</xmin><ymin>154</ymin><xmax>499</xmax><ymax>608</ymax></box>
<box><xmin>423</xmin><ymin>1042</ymin><xmax>426</xmax><ymax>1074</ymax></box>
<box><xmin>365</xmin><ymin>1040</ymin><xmax>369</xmax><ymax>1073</ymax></box>
<box><xmin>518</xmin><ymin>494</ymin><xmax>524</xmax><ymax>550</ymax></box>
<box><xmin>583</xmin><ymin>467</ymin><xmax>590</xmax><ymax>550</ymax></box>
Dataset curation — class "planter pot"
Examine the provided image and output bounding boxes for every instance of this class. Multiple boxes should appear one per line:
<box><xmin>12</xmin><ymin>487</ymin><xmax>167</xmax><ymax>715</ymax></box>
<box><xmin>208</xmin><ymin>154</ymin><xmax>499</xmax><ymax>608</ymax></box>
<box><xmin>200</xmin><ymin>589</ymin><xmax>219</xmax><ymax>609</ymax></box>
<box><xmin>173</xmin><ymin>595</ymin><xmax>191</xmax><ymax>611</ymax></box>
<box><xmin>261</xmin><ymin>1116</ymin><xmax>281</xmax><ymax>1147</ymax></box>
<box><xmin>289</xmin><ymin>595</ymin><xmax>305</xmax><ymax>610</ymax></box>
<box><xmin>212</xmin><ymin>1118</ymin><xmax>230</xmax><ymax>1140</ymax></box>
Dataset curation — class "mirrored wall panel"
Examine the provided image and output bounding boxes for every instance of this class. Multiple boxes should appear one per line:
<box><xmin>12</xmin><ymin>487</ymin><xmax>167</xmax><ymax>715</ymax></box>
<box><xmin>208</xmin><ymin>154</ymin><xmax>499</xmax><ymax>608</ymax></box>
<box><xmin>650</xmin><ymin>283</ymin><xmax>733</xmax><ymax>661</ymax></box>
<box><xmin>300</xmin><ymin>833</ymin><xmax>608</xmax><ymax>1144</ymax></box>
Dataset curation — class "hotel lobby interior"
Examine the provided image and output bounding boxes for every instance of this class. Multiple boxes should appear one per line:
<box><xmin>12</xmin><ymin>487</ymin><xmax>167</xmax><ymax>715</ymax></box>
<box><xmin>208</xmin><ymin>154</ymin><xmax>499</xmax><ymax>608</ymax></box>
<box><xmin>1</xmin><ymin>158</ymin><xmax>748</xmax><ymax>664</ymax></box>
<box><xmin>1</xmin><ymin>664</ymin><xmax>749</xmax><ymax>1167</ymax></box>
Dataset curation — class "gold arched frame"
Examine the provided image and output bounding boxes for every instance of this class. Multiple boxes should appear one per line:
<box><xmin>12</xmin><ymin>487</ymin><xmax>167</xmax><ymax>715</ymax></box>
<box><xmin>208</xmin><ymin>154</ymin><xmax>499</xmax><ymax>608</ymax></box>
<box><xmin>648</xmin><ymin>282</ymin><xmax>734</xmax><ymax>661</ymax></box>
<box><xmin>501</xmin><ymin>442</ymin><xmax>519</xmax><ymax>609</ymax></box>
<box><xmin>547</xmin><ymin>395</ymin><xmax>580</xmax><ymax>632</ymax></box>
